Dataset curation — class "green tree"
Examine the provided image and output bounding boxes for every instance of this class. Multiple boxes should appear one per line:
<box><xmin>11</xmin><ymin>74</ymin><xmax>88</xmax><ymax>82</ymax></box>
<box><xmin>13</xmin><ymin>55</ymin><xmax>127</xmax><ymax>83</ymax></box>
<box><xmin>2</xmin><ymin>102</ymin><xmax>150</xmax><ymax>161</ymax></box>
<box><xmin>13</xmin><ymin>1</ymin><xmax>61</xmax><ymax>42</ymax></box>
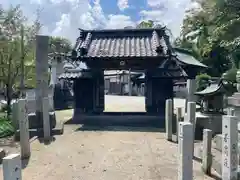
<box><xmin>176</xmin><ymin>0</ymin><xmax>240</xmax><ymax>77</ymax></box>
<box><xmin>0</xmin><ymin>5</ymin><xmax>39</xmax><ymax>116</ymax></box>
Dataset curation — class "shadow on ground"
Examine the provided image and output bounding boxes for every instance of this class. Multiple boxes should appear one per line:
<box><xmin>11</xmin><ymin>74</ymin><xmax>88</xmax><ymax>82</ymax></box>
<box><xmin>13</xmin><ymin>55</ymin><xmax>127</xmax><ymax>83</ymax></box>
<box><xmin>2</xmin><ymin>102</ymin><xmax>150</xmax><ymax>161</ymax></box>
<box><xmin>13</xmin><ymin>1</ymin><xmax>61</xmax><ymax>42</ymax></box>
<box><xmin>75</xmin><ymin>124</ymin><xmax>165</xmax><ymax>133</ymax></box>
<box><xmin>22</xmin><ymin>158</ymin><xmax>30</xmax><ymax>169</ymax></box>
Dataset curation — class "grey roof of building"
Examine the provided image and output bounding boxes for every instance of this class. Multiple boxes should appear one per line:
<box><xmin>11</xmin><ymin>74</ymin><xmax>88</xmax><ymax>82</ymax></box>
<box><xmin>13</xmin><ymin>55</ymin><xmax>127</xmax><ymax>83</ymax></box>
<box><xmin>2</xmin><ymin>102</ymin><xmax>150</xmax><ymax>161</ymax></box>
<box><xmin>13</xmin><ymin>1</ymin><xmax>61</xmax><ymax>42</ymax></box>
<box><xmin>58</xmin><ymin>28</ymin><xmax>207</xmax><ymax>79</ymax></box>
<box><xmin>194</xmin><ymin>83</ymin><xmax>223</xmax><ymax>96</ymax></box>
<box><xmin>175</xmin><ymin>52</ymin><xmax>207</xmax><ymax>68</ymax></box>
<box><xmin>73</xmin><ymin>28</ymin><xmax>169</xmax><ymax>58</ymax></box>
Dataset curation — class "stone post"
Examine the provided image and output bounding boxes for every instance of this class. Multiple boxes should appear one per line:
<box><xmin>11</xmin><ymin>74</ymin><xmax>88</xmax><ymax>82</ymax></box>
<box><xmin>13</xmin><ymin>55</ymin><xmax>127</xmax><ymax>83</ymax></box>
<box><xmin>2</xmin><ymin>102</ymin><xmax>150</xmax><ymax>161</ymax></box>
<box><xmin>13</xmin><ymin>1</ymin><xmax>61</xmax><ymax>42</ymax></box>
<box><xmin>178</xmin><ymin>122</ymin><xmax>193</xmax><ymax>180</ymax></box>
<box><xmin>236</xmin><ymin>70</ymin><xmax>240</xmax><ymax>92</ymax></box>
<box><xmin>12</xmin><ymin>102</ymin><xmax>19</xmax><ymax>131</ymax></box>
<box><xmin>165</xmin><ymin>99</ymin><xmax>173</xmax><ymax>141</ymax></box>
<box><xmin>202</xmin><ymin>129</ymin><xmax>212</xmax><ymax>175</ymax></box>
<box><xmin>185</xmin><ymin>79</ymin><xmax>196</xmax><ymax>113</ymax></box>
<box><xmin>42</xmin><ymin>97</ymin><xmax>51</xmax><ymax>140</ymax></box>
<box><xmin>176</xmin><ymin>107</ymin><xmax>182</xmax><ymax>143</ymax></box>
<box><xmin>185</xmin><ymin>102</ymin><xmax>196</xmax><ymax>156</ymax></box>
<box><xmin>35</xmin><ymin>35</ymin><xmax>51</xmax><ymax>137</ymax></box>
<box><xmin>18</xmin><ymin>99</ymin><xmax>30</xmax><ymax>159</ymax></box>
<box><xmin>3</xmin><ymin>154</ymin><xmax>22</xmax><ymax>180</ymax></box>
<box><xmin>222</xmin><ymin>115</ymin><xmax>238</xmax><ymax>180</ymax></box>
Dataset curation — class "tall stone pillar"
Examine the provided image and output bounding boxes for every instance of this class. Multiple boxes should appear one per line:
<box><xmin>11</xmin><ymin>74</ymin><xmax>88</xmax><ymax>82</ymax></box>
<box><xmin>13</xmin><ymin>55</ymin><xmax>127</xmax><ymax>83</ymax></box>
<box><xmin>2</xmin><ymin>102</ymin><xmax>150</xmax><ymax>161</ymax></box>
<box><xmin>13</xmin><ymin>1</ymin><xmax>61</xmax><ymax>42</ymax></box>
<box><xmin>185</xmin><ymin>79</ymin><xmax>196</xmax><ymax>113</ymax></box>
<box><xmin>35</xmin><ymin>35</ymin><xmax>56</xmax><ymax>129</ymax></box>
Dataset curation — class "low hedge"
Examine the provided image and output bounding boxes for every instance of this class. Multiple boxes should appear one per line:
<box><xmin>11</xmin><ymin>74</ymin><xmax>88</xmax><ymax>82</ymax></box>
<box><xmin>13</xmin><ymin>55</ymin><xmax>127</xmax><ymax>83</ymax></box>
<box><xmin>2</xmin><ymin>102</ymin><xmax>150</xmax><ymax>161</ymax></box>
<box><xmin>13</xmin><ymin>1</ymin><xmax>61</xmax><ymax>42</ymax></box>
<box><xmin>0</xmin><ymin>115</ymin><xmax>14</xmax><ymax>138</ymax></box>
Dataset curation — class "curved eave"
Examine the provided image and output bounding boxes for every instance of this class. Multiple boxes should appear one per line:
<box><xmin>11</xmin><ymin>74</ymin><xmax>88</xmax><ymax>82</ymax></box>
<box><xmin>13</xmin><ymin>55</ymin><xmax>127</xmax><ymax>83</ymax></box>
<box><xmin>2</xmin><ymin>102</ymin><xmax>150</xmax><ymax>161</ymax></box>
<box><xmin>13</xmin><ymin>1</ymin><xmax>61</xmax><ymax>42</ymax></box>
<box><xmin>173</xmin><ymin>48</ymin><xmax>207</xmax><ymax>69</ymax></box>
<box><xmin>194</xmin><ymin>83</ymin><xmax>223</xmax><ymax>96</ymax></box>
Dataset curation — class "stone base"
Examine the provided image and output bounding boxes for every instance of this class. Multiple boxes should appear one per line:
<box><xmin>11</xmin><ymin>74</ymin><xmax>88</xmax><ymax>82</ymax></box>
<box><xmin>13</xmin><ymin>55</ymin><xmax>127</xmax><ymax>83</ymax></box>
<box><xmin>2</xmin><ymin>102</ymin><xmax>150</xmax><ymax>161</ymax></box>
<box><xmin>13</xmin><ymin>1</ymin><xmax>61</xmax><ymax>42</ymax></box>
<box><xmin>72</xmin><ymin>109</ymin><xmax>166</xmax><ymax>128</ymax></box>
<box><xmin>14</xmin><ymin>120</ymin><xmax>64</xmax><ymax>141</ymax></box>
<box><xmin>27</xmin><ymin>111</ymin><xmax>56</xmax><ymax>129</ymax></box>
<box><xmin>184</xmin><ymin>112</ymin><xmax>223</xmax><ymax>140</ymax></box>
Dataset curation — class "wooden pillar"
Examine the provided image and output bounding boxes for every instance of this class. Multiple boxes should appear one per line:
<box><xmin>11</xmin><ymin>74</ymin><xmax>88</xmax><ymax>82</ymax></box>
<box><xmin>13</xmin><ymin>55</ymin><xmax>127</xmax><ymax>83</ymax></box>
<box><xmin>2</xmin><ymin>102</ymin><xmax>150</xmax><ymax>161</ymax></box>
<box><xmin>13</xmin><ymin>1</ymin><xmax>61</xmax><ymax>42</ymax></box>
<box><xmin>93</xmin><ymin>70</ymin><xmax>104</xmax><ymax>113</ymax></box>
<box><xmin>145</xmin><ymin>71</ymin><xmax>153</xmax><ymax>113</ymax></box>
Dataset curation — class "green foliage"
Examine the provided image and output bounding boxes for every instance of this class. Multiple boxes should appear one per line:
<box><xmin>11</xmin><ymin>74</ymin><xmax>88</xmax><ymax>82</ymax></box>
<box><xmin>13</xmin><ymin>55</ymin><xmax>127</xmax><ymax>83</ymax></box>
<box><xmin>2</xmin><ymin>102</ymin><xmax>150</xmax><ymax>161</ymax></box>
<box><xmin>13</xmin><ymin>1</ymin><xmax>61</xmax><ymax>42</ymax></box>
<box><xmin>0</xmin><ymin>116</ymin><xmax>14</xmax><ymax>138</ymax></box>
<box><xmin>196</xmin><ymin>73</ymin><xmax>211</xmax><ymax>91</ymax></box>
<box><xmin>176</xmin><ymin>0</ymin><xmax>240</xmax><ymax>77</ymax></box>
<box><xmin>224</xmin><ymin>68</ymin><xmax>238</xmax><ymax>82</ymax></box>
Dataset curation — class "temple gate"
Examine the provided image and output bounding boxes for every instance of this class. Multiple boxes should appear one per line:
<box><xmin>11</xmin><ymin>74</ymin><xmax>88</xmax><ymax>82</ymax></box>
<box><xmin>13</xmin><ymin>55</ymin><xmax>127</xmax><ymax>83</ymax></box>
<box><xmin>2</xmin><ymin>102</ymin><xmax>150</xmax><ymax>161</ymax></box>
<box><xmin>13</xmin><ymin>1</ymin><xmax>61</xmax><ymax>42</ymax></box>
<box><xmin>59</xmin><ymin>27</ymin><xmax>207</xmax><ymax>126</ymax></box>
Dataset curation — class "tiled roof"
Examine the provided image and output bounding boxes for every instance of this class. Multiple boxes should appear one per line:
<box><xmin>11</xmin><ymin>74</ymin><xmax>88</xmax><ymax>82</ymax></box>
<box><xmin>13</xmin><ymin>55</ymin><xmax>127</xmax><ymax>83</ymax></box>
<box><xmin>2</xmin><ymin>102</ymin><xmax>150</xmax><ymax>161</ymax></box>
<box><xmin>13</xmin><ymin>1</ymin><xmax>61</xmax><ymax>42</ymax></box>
<box><xmin>194</xmin><ymin>83</ymin><xmax>222</xmax><ymax>96</ymax></box>
<box><xmin>58</xmin><ymin>71</ymin><xmax>92</xmax><ymax>79</ymax></box>
<box><xmin>73</xmin><ymin>28</ymin><xmax>169</xmax><ymax>59</ymax></box>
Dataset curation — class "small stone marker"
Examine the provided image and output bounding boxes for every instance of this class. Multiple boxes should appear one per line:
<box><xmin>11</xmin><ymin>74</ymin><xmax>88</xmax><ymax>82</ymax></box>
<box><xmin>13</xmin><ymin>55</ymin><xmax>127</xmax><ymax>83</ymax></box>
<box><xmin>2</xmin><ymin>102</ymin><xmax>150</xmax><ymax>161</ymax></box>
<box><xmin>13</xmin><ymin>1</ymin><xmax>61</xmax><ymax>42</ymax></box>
<box><xmin>18</xmin><ymin>99</ymin><xmax>30</xmax><ymax>159</ymax></box>
<box><xmin>165</xmin><ymin>99</ymin><xmax>173</xmax><ymax>141</ymax></box>
<box><xmin>202</xmin><ymin>129</ymin><xmax>212</xmax><ymax>175</ymax></box>
<box><xmin>176</xmin><ymin>107</ymin><xmax>182</xmax><ymax>143</ymax></box>
<box><xmin>12</xmin><ymin>102</ymin><xmax>18</xmax><ymax>130</ymax></box>
<box><xmin>178</xmin><ymin>122</ymin><xmax>193</xmax><ymax>180</ymax></box>
<box><xmin>185</xmin><ymin>102</ymin><xmax>196</xmax><ymax>156</ymax></box>
<box><xmin>3</xmin><ymin>154</ymin><xmax>22</xmax><ymax>180</ymax></box>
<box><xmin>222</xmin><ymin>115</ymin><xmax>238</xmax><ymax>180</ymax></box>
<box><xmin>185</xmin><ymin>79</ymin><xmax>196</xmax><ymax>113</ymax></box>
<box><xmin>42</xmin><ymin>97</ymin><xmax>51</xmax><ymax>140</ymax></box>
<box><xmin>227</xmin><ymin>108</ymin><xmax>234</xmax><ymax>116</ymax></box>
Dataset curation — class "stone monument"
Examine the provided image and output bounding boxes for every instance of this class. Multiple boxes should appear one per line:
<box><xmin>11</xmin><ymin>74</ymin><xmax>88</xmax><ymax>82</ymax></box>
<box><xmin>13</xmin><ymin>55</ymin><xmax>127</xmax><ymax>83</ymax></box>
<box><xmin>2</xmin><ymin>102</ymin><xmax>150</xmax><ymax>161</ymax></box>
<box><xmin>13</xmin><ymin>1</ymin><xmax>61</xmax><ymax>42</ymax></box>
<box><xmin>27</xmin><ymin>35</ymin><xmax>56</xmax><ymax>131</ymax></box>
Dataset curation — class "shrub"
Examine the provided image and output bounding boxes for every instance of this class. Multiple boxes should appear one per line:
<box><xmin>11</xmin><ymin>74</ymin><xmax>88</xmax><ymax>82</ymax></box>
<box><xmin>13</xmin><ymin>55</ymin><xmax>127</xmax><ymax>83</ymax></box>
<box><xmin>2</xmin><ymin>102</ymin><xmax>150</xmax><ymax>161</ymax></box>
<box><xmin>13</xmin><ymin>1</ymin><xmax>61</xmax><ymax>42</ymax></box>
<box><xmin>0</xmin><ymin>115</ymin><xmax>14</xmax><ymax>138</ymax></box>
<box><xmin>224</xmin><ymin>68</ymin><xmax>237</xmax><ymax>83</ymax></box>
<box><xmin>196</xmin><ymin>73</ymin><xmax>211</xmax><ymax>91</ymax></box>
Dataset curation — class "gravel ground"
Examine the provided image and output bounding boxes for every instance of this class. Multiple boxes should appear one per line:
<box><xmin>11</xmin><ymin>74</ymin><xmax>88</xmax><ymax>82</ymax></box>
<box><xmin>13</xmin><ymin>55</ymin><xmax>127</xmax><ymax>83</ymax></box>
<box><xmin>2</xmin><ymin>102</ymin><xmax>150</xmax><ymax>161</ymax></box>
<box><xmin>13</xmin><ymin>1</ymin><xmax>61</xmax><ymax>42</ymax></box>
<box><xmin>0</xmin><ymin>96</ymin><xmax>217</xmax><ymax>180</ymax></box>
<box><xmin>0</xmin><ymin>125</ymin><xmax>217</xmax><ymax>180</ymax></box>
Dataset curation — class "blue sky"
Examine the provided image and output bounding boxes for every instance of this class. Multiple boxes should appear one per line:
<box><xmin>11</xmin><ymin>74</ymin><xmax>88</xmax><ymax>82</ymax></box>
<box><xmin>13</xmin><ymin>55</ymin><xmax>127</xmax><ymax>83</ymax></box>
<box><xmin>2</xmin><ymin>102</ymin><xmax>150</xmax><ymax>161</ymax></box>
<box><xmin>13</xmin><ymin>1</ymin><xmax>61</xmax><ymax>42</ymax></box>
<box><xmin>3</xmin><ymin>0</ymin><xmax>199</xmax><ymax>42</ymax></box>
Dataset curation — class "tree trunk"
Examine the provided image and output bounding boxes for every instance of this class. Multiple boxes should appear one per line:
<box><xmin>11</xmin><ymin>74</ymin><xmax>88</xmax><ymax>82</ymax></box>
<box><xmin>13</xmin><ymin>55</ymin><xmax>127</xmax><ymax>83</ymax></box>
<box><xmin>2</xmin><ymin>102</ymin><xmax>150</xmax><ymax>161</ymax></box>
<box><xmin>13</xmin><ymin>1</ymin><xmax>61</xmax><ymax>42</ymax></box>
<box><xmin>6</xmin><ymin>83</ymin><xmax>12</xmax><ymax>119</ymax></box>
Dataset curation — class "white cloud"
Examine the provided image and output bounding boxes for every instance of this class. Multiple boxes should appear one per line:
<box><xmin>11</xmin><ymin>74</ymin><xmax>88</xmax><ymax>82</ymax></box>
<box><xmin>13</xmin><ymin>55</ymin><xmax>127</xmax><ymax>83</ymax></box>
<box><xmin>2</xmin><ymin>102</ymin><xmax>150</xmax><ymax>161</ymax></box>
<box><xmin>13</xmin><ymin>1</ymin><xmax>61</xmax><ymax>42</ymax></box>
<box><xmin>140</xmin><ymin>0</ymin><xmax>199</xmax><ymax>38</ymax></box>
<box><xmin>5</xmin><ymin>0</ymin><xmax>198</xmax><ymax>43</ymax></box>
<box><xmin>106</xmin><ymin>14</ymin><xmax>135</xmax><ymax>29</ymax></box>
<box><xmin>117</xmin><ymin>0</ymin><xmax>129</xmax><ymax>11</ymax></box>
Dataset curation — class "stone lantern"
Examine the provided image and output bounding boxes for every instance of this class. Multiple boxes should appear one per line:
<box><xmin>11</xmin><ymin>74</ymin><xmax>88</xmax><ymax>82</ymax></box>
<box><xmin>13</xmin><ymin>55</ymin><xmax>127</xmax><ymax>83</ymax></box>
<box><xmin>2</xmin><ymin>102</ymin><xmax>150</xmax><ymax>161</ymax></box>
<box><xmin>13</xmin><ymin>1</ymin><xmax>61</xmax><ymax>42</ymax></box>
<box><xmin>227</xmin><ymin>70</ymin><xmax>240</xmax><ymax>130</ymax></box>
<box><xmin>236</xmin><ymin>70</ymin><xmax>240</xmax><ymax>92</ymax></box>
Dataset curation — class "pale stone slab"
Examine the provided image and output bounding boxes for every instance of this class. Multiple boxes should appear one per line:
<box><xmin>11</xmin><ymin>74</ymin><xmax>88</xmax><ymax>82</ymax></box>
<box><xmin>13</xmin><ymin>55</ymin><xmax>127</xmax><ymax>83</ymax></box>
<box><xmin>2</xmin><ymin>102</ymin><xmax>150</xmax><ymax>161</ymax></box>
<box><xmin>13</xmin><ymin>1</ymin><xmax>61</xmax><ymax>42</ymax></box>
<box><xmin>18</xmin><ymin>99</ymin><xmax>30</xmax><ymax>159</ymax></box>
<box><xmin>202</xmin><ymin>129</ymin><xmax>212</xmax><ymax>175</ymax></box>
<box><xmin>222</xmin><ymin>115</ymin><xmax>238</xmax><ymax>180</ymax></box>
<box><xmin>185</xmin><ymin>102</ymin><xmax>196</xmax><ymax>156</ymax></box>
<box><xmin>3</xmin><ymin>154</ymin><xmax>22</xmax><ymax>180</ymax></box>
<box><xmin>178</xmin><ymin>122</ymin><xmax>193</xmax><ymax>180</ymax></box>
<box><xmin>175</xmin><ymin>107</ymin><xmax>182</xmax><ymax>143</ymax></box>
<box><xmin>35</xmin><ymin>35</ymin><xmax>49</xmax><ymax>119</ymax></box>
<box><xmin>12</xmin><ymin>102</ymin><xmax>18</xmax><ymax>130</ymax></box>
<box><xmin>165</xmin><ymin>99</ymin><xmax>173</xmax><ymax>141</ymax></box>
<box><xmin>185</xmin><ymin>79</ymin><xmax>196</xmax><ymax>113</ymax></box>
